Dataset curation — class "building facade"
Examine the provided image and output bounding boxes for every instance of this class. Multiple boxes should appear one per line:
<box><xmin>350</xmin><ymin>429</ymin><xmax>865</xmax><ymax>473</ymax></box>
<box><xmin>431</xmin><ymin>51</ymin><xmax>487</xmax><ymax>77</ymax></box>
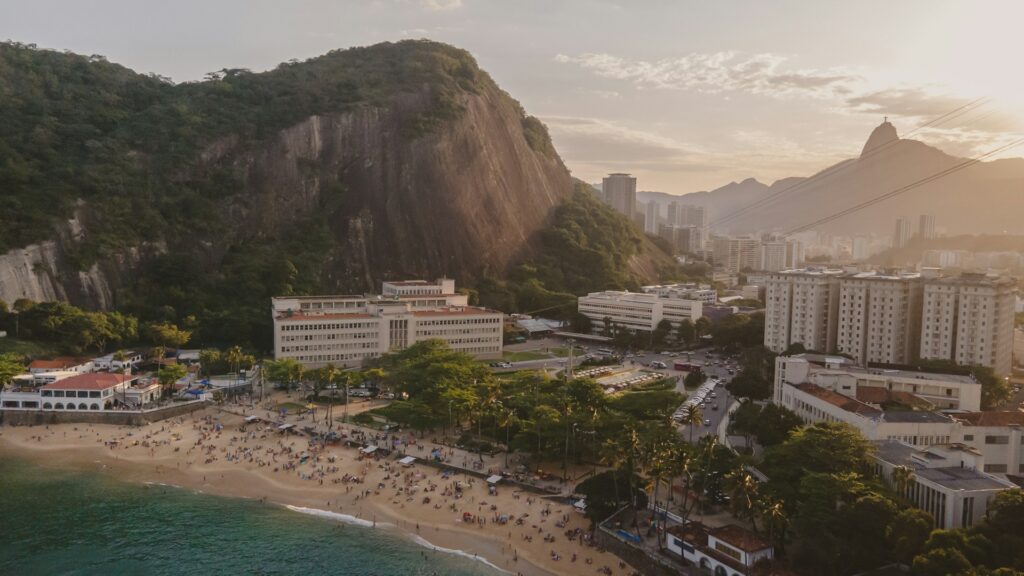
<box><xmin>766</xmin><ymin>269</ymin><xmax>1016</xmax><ymax>375</ymax></box>
<box><xmin>919</xmin><ymin>274</ymin><xmax>1016</xmax><ymax>376</ymax></box>
<box><xmin>602</xmin><ymin>173</ymin><xmax>637</xmax><ymax>219</ymax></box>
<box><xmin>272</xmin><ymin>279</ymin><xmax>503</xmax><ymax>369</ymax></box>
<box><xmin>577</xmin><ymin>290</ymin><xmax>703</xmax><ymax>333</ymax></box>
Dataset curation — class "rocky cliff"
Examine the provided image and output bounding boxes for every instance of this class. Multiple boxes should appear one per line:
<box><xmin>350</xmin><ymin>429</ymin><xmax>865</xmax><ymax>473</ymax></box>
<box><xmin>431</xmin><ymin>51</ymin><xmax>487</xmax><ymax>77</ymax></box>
<box><xmin>0</xmin><ymin>40</ymin><xmax>667</xmax><ymax>343</ymax></box>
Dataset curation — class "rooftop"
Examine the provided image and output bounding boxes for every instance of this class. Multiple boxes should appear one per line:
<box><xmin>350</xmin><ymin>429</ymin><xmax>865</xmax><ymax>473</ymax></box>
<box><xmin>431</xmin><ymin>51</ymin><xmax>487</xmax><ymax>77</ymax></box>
<box><xmin>951</xmin><ymin>411</ymin><xmax>1024</xmax><ymax>427</ymax></box>
<box><xmin>795</xmin><ymin>383</ymin><xmax>881</xmax><ymax>416</ymax></box>
<box><xmin>412</xmin><ymin>306</ymin><xmax>499</xmax><ymax>317</ymax></box>
<box><xmin>873</xmin><ymin>411</ymin><xmax>952</xmax><ymax>424</ymax></box>
<box><xmin>856</xmin><ymin>387</ymin><xmax>932</xmax><ymax>408</ymax></box>
<box><xmin>39</xmin><ymin>373</ymin><xmax>135</xmax><ymax>391</ymax></box>
<box><xmin>873</xmin><ymin>440</ymin><xmax>1013</xmax><ymax>491</ymax></box>
<box><xmin>790</xmin><ymin>353</ymin><xmax>978</xmax><ymax>385</ymax></box>
<box><xmin>276</xmin><ymin>312</ymin><xmax>375</xmax><ymax>321</ymax></box>
<box><xmin>711</xmin><ymin>524</ymin><xmax>771</xmax><ymax>552</ymax></box>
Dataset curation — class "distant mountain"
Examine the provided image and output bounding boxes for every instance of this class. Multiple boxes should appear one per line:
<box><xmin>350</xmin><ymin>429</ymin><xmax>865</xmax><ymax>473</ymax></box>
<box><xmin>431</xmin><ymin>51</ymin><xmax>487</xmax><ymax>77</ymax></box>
<box><xmin>639</xmin><ymin>120</ymin><xmax>1024</xmax><ymax>236</ymax></box>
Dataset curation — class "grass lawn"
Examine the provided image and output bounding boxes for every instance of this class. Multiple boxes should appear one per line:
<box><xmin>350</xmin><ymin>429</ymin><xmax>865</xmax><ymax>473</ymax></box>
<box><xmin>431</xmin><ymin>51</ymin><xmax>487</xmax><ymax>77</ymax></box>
<box><xmin>275</xmin><ymin>402</ymin><xmax>310</xmax><ymax>414</ymax></box>
<box><xmin>502</xmin><ymin>350</ymin><xmax>551</xmax><ymax>362</ymax></box>
<box><xmin>0</xmin><ymin>338</ymin><xmax>61</xmax><ymax>357</ymax></box>
<box><xmin>548</xmin><ymin>346</ymin><xmax>586</xmax><ymax>358</ymax></box>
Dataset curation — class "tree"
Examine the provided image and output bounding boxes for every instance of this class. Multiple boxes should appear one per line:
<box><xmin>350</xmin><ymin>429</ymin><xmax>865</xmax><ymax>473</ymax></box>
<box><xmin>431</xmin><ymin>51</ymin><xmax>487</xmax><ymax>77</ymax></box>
<box><xmin>726</xmin><ymin>368</ymin><xmax>771</xmax><ymax>400</ymax></box>
<box><xmin>913</xmin><ymin>547</ymin><xmax>972</xmax><ymax>576</ymax></box>
<box><xmin>683</xmin><ymin>370</ymin><xmax>706</xmax><ymax>389</ymax></box>
<box><xmin>984</xmin><ymin>487</ymin><xmax>1024</xmax><ymax>533</ymax></box>
<box><xmin>887</xmin><ymin>508</ymin><xmax>934</xmax><ymax>564</ymax></box>
<box><xmin>157</xmin><ymin>363</ymin><xmax>188</xmax><ymax>397</ymax></box>
<box><xmin>0</xmin><ymin>353</ymin><xmax>25</xmax><ymax>385</ymax></box>
<box><xmin>147</xmin><ymin>321</ymin><xmax>191</xmax><ymax>349</ymax></box>
<box><xmin>680</xmin><ymin>403</ymin><xmax>702</xmax><ymax>444</ymax></box>
<box><xmin>694</xmin><ymin>316</ymin><xmax>711</xmax><ymax>339</ymax></box>
<box><xmin>651</xmin><ymin>319</ymin><xmax>672</xmax><ymax>347</ymax></box>
<box><xmin>751</xmin><ymin>404</ymin><xmax>801</xmax><ymax>446</ymax></box>
<box><xmin>575</xmin><ymin>469</ymin><xmax>647</xmax><ymax>527</ymax></box>
<box><xmin>676</xmin><ymin>318</ymin><xmax>695</xmax><ymax>346</ymax></box>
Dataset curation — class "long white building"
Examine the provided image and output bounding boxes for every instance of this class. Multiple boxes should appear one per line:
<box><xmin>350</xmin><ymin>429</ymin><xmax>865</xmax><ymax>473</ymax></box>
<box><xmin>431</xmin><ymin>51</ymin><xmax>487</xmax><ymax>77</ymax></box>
<box><xmin>272</xmin><ymin>279</ymin><xmax>503</xmax><ymax>368</ymax></box>
<box><xmin>766</xmin><ymin>269</ymin><xmax>1016</xmax><ymax>375</ymax></box>
<box><xmin>774</xmin><ymin>353</ymin><xmax>1024</xmax><ymax>481</ymax></box>
<box><xmin>577</xmin><ymin>290</ymin><xmax>703</xmax><ymax>333</ymax></box>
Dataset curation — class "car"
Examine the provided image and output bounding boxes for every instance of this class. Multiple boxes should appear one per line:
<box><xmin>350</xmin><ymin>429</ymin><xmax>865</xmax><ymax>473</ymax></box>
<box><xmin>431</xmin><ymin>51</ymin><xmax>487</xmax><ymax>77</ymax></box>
<box><xmin>711</xmin><ymin>404</ymin><xmax>719</xmax><ymax>411</ymax></box>
<box><xmin>703</xmin><ymin>419</ymin><xmax>712</xmax><ymax>426</ymax></box>
<box><xmin>710</xmin><ymin>392</ymin><xmax>717</xmax><ymax>398</ymax></box>
<box><xmin>499</xmin><ymin>361</ymin><xmax>513</xmax><ymax>368</ymax></box>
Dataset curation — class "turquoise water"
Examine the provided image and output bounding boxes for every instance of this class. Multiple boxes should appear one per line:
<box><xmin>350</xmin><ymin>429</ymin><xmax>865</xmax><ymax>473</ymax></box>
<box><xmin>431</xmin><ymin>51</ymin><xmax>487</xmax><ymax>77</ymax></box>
<box><xmin>0</xmin><ymin>458</ymin><xmax>500</xmax><ymax>576</ymax></box>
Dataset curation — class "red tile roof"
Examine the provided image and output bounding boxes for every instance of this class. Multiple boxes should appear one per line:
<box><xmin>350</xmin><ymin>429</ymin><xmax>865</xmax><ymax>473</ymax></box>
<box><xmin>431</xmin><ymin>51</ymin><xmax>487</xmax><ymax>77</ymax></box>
<box><xmin>796</xmin><ymin>383</ymin><xmax>881</xmax><ymax>416</ymax></box>
<box><xmin>39</xmin><ymin>373</ymin><xmax>135</xmax><ymax>391</ymax></box>
<box><xmin>28</xmin><ymin>357</ymin><xmax>91</xmax><ymax>370</ymax></box>
<box><xmin>855</xmin><ymin>387</ymin><xmax>930</xmax><ymax>408</ymax></box>
<box><xmin>952</xmin><ymin>411</ymin><xmax>1024</xmax><ymax>427</ymax></box>
<box><xmin>711</xmin><ymin>524</ymin><xmax>771</xmax><ymax>553</ymax></box>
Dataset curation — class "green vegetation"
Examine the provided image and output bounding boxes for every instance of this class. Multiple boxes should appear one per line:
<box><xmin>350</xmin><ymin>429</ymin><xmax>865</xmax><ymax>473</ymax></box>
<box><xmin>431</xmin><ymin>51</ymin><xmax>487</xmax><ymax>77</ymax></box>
<box><xmin>0</xmin><ymin>40</ymin><xmax>491</xmax><ymax>254</ymax></box>
<box><xmin>0</xmin><ymin>300</ymin><xmax>137</xmax><ymax>354</ymax></box>
<box><xmin>0</xmin><ymin>353</ymin><xmax>26</xmax><ymax>385</ymax></box>
<box><xmin>476</xmin><ymin>185</ymin><xmax>676</xmax><ymax>318</ymax></box>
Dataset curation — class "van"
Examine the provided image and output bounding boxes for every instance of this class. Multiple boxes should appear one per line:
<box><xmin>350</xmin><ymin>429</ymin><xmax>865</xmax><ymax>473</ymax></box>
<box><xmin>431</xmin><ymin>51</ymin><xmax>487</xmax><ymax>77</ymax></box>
<box><xmin>597</xmin><ymin>349</ymin><xmax>613</xmax><ymax>356</ymax></box>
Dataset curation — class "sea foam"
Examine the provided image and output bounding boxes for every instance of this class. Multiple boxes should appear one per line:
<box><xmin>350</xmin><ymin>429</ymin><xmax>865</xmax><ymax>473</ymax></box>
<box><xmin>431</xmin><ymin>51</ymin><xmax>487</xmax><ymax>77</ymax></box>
<box><xmin>284</xmin><ymin>505</ymin><xmax>391</xmax><ymax>528</ymax></box>
<box><xmin>410</xmin><ymin>535</ymin><xmax>514</xmax><ymax>575</ymax></box>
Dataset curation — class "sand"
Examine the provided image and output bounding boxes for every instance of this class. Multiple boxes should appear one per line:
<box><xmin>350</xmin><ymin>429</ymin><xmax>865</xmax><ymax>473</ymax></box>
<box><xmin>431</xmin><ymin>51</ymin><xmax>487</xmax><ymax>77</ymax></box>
<box><xmin>0</xmin><ymin>403</ymin><xmax>638</xmax><ymax>576</ymax></box>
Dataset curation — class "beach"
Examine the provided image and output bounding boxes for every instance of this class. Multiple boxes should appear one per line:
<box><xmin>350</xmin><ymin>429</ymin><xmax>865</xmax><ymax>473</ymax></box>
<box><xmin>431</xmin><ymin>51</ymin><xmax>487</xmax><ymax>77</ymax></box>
<box><xmin>0</xmin><ymin>403</ymin><xmax>638</xmax><ymax>576</ymax></box>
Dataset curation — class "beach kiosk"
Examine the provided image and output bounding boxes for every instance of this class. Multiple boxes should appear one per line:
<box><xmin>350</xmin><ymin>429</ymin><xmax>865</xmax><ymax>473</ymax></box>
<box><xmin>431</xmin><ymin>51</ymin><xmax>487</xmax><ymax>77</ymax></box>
<box><xmin>398</xmin><ymin>456</ymin><xmax>416</xmax><ymax>467</ymax></box>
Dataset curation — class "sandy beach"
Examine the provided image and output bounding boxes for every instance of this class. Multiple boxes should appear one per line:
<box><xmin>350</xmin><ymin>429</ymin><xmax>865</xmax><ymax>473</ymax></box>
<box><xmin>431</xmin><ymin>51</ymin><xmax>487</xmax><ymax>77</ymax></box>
<box><xmin>0</xmin><ymin>404</ymin><xmax>638</xmax><ymax>576</ymax></box>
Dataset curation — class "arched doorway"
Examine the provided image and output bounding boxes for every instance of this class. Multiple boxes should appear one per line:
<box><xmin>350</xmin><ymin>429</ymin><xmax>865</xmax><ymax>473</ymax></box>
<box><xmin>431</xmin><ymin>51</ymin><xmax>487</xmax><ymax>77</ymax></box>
<box><xmin>65</xmin><ymin>403</ymin><xmax>75</xmax><ymax>410</ymax></box>
<box><xmin>714</xmin><ymin>566</ymin><xmax>727</xmax><ymax>576</ymax></box>
<box><xmin>90</xmin><ymin>403</ymin><xmax>99</xmax><ymax>410</ymax></box>
<box><xmin>43</xmin><ymin>403</ymin><xmax>52</xmax><ymax>409</ymax></box>
<box><xmin>78</xmin><ymin>403</ymin><xmax>88</xmax><ymax>410</ymax></box>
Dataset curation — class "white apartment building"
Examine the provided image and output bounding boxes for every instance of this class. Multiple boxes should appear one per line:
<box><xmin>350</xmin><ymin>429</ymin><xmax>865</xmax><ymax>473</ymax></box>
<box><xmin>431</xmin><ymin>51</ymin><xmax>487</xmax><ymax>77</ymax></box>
<box><xmin>766</xmin><ymin>269</ymin><xmax>1016</xmax><ymax>375</ymax></box>
<box><xmin>764</xmin><ymin>269</ymin><xmax>842</xmax><ymax>353</ymax></box>
<box><xmin>272</xmin><ymin>279</ymin><xmax>502</xmax><ymax>369</ymax></box>
<box><xmin>873</xmin><ymin>440</ymin><xmax>1014</xmax><ymax>529</ymax></box>
<box><xmin>713</xmin><ymin>236</ymin><xmax>761</xmax><ymax>274</ymax></box>
<box><xmin>919</xmin><ymin>273</ymin><xmax>1016</xmax><ymax>375</ymax></box>
<box><xmin>757</xmin><ymin>238</ymin><xmax>804</xmax><ymax>272</ymax></box>
<box><xmin>577</xmin><ymin>290</ymin><xmax>703</xmax><ymax>333</ymax></box>
<box><xmin>836</xmin><ymin>271</ymin><xmax>923</xmax><ymax>366</ymax></box>
<box><xmin>666</xmin><ymin>523</ymin><xmax>773</xmax><ymax>576</ymax></box>
<box><xmin>919</xmin><ymin>214</ymin><xmax>937</xmax><ymax>240</ymax></box>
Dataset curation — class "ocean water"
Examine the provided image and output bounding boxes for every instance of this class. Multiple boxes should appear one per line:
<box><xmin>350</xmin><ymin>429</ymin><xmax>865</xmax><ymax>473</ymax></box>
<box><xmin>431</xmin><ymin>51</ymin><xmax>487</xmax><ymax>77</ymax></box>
<box><xmin>0</xmin><ymin>457</ymin><xmax>502</xmax><ymax>576</ymax></box>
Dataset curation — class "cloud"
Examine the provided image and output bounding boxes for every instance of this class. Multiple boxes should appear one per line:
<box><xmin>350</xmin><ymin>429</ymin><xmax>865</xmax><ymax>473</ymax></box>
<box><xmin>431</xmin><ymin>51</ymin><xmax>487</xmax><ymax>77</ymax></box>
<box><xmin>420</xmin><ymin>0</ymin><xmax>462</xmax><ymax>11</ymax></box>
<box><xmin>846</xmin><ymin>88</ymin><xmax>971</xmax><ymax>117</ymax></box>
<box><xmin>554</xmin><ymin>51</ymin><xmax>856</xmax><ymax>99</ymax></box>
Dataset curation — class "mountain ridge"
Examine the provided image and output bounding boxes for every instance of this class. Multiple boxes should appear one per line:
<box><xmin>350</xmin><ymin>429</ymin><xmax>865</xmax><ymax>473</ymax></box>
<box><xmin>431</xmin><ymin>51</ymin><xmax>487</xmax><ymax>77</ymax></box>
<box><xmin>639</xmin><ymin>124</ymin><xmax>1024</xmax><ymax>236</ymax></box>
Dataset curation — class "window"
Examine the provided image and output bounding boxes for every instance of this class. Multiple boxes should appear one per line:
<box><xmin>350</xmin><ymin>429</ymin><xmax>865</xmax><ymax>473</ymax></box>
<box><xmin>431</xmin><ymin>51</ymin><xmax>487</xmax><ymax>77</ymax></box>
<box><xmin>963</xmin><ymin>434</ymin><xmax>974</xmax><ymax>441</ymax></box>
<box><xmin>984</xmin><ymin>464</ymin><xmax>1007</xmax><ymax>473</ymax></box>
<box><xmin>985</xmin><ymin>436</ymin><xmax>1009</xmax><ymax>445</ymax></box>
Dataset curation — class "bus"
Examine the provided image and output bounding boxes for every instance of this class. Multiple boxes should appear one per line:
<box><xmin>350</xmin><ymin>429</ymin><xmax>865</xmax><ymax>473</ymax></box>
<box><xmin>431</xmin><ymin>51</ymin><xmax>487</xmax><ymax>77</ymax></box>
<box><xmin>674</xmin><ymin>361</ymin><xmax>702</xmax><ymax>372</ymax></box>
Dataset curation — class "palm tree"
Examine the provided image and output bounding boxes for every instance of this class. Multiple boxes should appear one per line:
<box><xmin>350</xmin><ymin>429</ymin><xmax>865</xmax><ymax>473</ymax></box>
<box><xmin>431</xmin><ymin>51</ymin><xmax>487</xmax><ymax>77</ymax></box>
<box><xmin>892</xmin><ymin>465</ymin><xmax>915</xmax><ymax>500</ymax></box>
<box><xmin>498</xmin><ymin>407</ymin><xmax>517</xmax><ymax>468</ymax></box>
<box><xmin>758</xmin><ymin>496</ymin><xmax>788</xmax><ymax>552</ymax></box>
<box><xmin>681</xmin><ymin>404</ymin><xmax>703</xmax><ymax>445</ymax></box>
<box><xmin>725</xmin><ymin>467</ymin><xmax>760</xmax><ymax>532</ymax></box>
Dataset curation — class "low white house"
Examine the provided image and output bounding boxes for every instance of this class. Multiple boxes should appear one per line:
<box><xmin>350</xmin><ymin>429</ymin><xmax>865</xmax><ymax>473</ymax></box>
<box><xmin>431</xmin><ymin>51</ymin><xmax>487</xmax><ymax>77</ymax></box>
<box><xmin>93</xmin><ymin>351</ymin><xmax>143</xmax><ymax>372</ymax></box>
<box><xmin>666</xmin><ymin>523</ymin><xmax>773</xmax><ymax>576</ymax></box>
<box><xmin>28</xmin><ymin>357</ymin><xmax>95</xmax><ymax>375</ymax></box>
<box><xmin>0</xmin><ymin>373</ymin><xmax>138</xmax><ymax>411</ymax></box>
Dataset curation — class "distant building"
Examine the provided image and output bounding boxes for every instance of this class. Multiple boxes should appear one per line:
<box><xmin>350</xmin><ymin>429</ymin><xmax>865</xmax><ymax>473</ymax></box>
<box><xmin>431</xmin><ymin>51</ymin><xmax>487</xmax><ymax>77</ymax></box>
<box><xmin>919</xmin><ymin>273</ymin><xmax>1016</xmax><ymax>376</ymax></box>
<box><xmin>643</xmin><ymin>201</ymin><xmax>658</xmax><ymax>234</ymax></box>
<box><xmin>577</xmin><ymin>290</ymin><xmax>702</xmax><ymax>333</ymax></box>
<box><xmin>643</xmin><ymin>283</ymin><xmax>718</xmax><ymax>304</ymax></box>
<box><xmin>666</xmin><ymin>201</ymin><xmax>680</xmax><ymax>227</ymax></box>
<box><xmin>919</xmin><ymin>214</ymin><xmax>936</xmax><ymax>240</ymax></box>
<box><xmin>658</xmin><ymin>224</ymin><xmax>704</xmax><ymax>253</ymax></box>
<box><xmin>272</xmin><ymin>279</ymin><xmax>502</xmax><ymax>368</ymax></box>
<box><xmin>602</xmin><ymin>173</ymin><xmax>637</xmax><ymax>219</ymax></box>
<box><xmin>851</xmin><ymin>236</ymin><xmax>871</xmax><ymax>260</ymax></box>
<box><xmin>894</xmin><ymin>217</ymin><xmax>913</xmax><ymax>249</ymax></box>
<box><xmin>713</xmin><ymin>236</ymin><xmax>760</xmax><ymax>273</ymax></box>
<box><xmin>765</xmin><ymin>269</ymin><xmax>1016</xmax><ymax>375</ymax></box>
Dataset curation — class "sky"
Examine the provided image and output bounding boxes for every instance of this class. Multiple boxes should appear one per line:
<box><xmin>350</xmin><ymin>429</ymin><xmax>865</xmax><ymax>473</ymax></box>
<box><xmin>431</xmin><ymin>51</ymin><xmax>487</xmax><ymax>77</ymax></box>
<box><xmin>3</xmin><ymin>0</ymin><xmax>1023</xmax><ymax>193</ymax></box>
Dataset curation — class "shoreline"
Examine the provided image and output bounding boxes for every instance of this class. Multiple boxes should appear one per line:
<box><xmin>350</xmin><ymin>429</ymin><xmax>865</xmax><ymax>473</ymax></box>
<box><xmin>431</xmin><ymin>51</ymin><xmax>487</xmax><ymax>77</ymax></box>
<box><xmin>0</xmin><ymin>408</ymin><xmax>637</xmax><ymax>576</ymax></box>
